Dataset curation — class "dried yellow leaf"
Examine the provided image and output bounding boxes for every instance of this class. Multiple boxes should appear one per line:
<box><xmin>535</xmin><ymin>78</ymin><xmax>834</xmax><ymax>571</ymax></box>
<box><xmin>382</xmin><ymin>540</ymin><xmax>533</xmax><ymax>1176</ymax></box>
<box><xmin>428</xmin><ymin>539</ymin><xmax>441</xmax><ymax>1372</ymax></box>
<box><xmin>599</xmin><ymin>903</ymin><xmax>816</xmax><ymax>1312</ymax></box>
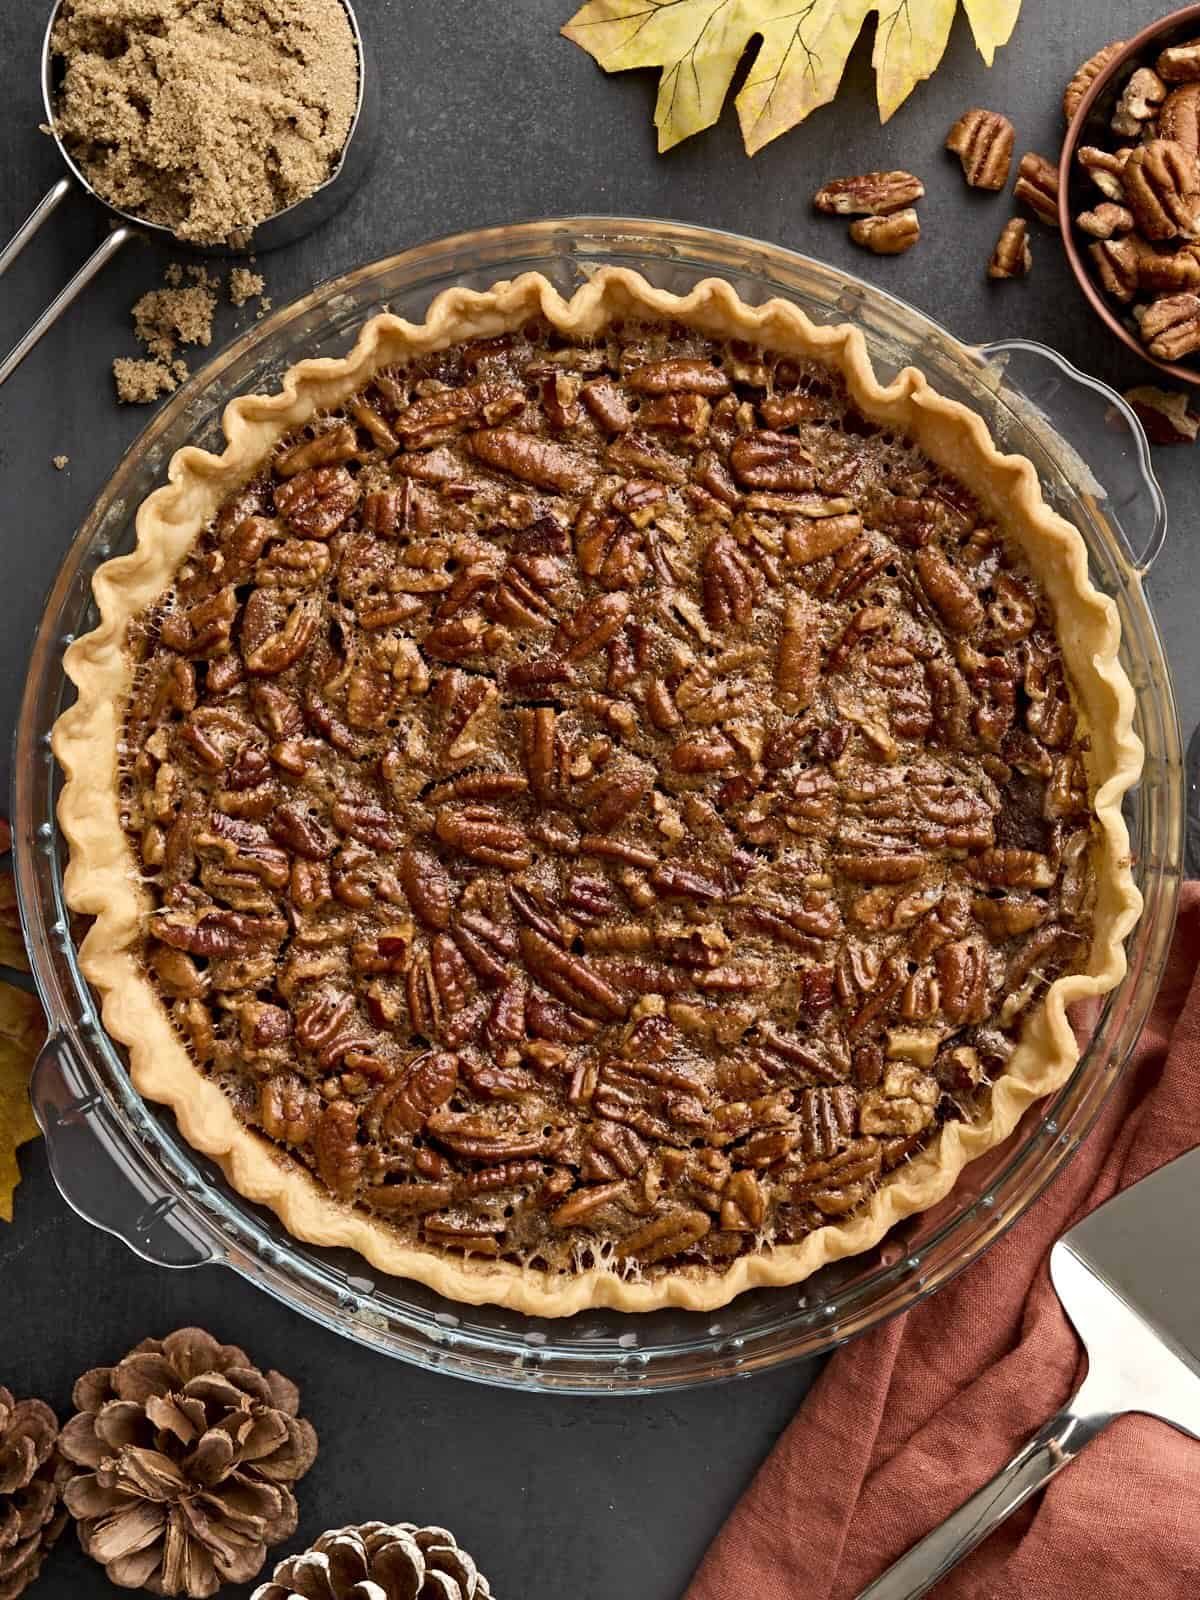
<box><xmin>0</xmin><ymin>980</ymin><xmax>47</xmax><ymax>1222</ymax></box>
<box><xmin>0</xmin><ymin>868</ymin><xmax>31</xmax><ymax>973</ymax></box>
<box><xmin>563</xmin><ymin>0</ymin><xmax>1023</xmax><ymax>153</ymax></box>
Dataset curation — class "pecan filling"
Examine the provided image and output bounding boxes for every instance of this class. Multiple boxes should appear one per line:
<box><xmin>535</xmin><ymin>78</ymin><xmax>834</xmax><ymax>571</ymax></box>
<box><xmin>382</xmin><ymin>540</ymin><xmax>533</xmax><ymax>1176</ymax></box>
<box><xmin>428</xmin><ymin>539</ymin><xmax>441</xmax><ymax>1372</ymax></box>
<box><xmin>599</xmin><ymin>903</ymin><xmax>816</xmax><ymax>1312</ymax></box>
<box><xmin>121</xmin><ymin>321</ymin><xmax>1095</xmax><ymax>1278</ymax></box>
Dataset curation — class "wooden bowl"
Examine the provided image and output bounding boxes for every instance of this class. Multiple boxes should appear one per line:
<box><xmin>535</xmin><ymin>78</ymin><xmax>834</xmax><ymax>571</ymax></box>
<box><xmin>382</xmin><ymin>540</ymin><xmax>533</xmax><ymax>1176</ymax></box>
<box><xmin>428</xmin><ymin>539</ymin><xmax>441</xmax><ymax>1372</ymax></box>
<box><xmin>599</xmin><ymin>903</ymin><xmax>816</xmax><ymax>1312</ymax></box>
<box><xmin>1058</xmin><ymin>3</ymin><xmax>1200</xmax><ymax>388</ymax></box>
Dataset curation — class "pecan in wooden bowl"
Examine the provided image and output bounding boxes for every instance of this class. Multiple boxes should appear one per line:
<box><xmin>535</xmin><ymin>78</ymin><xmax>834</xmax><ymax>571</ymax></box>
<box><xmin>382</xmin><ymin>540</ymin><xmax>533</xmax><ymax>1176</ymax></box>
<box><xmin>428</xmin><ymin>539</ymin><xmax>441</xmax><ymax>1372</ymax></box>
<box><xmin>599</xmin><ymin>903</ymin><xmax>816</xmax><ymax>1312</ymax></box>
<box><xmin>1061</xmin><ymin>6</ymin><xmax>1200</xmax><ymax>385</ymax></box>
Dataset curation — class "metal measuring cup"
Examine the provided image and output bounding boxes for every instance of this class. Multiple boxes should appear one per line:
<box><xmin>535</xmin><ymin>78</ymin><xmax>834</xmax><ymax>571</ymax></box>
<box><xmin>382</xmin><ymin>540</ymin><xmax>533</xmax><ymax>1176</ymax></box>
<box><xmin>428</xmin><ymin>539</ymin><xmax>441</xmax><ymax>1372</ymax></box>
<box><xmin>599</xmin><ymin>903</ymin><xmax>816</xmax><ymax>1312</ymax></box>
<box><xmin>0</xmin><ymin>0</ymin><xmax>377</xmax><ymax>386</ymax></box>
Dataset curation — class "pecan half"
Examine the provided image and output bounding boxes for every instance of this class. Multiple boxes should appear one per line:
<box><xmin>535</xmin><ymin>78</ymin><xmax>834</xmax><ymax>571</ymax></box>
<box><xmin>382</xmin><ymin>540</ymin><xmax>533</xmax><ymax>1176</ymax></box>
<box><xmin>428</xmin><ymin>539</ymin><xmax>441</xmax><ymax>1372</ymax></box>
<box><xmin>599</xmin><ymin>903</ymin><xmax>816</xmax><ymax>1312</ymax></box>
<box><xmin>626</xmin><ymin>358</ymin><xmax>731</xmax><ymax>396</ymax></box>
<box><xmin>469</xmin><ymin>428</ymin><xmax>592</xmax><ymax>494</ymax></box>
<box><xmin>1160</xmin><ymin>84</ymin><xmax>1200</xmax><ymax>156</ymax></box>
<box><xmin>518</xmin><ymin>927</ymin><xmax>627</xmax><ymax>1020</ymax></box>
<box><xmin>849</xmin><ymin>209</ymin><xmax>920</xmax><ymax>255</ymax></box>
<box><xmin>244</xmin><ymin>595</ymin><xmax>321</xmax><ymax>675</ymax></box>
<box><xmin>1112</xmin><ymin>67</ymin><xmax>1166</xmax><ymax>136</ymax></box>
<box><xmin>1075</xmin><ymin>201</ymin><xmax>1135</xmax><ymax>239</ymax></box>
<box><xmin>1122</xmin><ymin>385</ymin><xmax>1200</xmax><ymax>444</ymax></box>
<box><xmin>1122</xmin><ymin>140</ymin><xmax>1200</xmax><ymax>240</ymax></box>
<box><xmin>946</xmin><ymin>108</ymin><xmax>1014</xmax><ymax>189</ymax></box>
<box><xmin>1088</xmin><ymin>236</ymin><xmax>1142</xmax><ymax>303</ymax></box>
<box><xmin>399</xmin><ymin>847</ymin><xmax>452</xmax><ymax>928</ymax></box>
<box><xmin>1078</xmin><ymin>144</ymin><xmax>1132</xmax><ymax>203</ymax></box>
<box><xmin>1064</xmin><ymin>40</ymin><xmax>1127</xmax><ymax>121</ymax></box>
<box><xmin>274</xmin><ymin>465</ymin><xmax>357</xmax><ymax>537</ymax></box>
<box><xmin>701</xmin><ymin>532</ymin><xmax>763</xmax><ymax>627</ymax></box>
<box><xmin>1157</xmin><ymin>39</ymin><xmax>1200</xmax><ymax>84</ymax></box>
<box><xmin>615</xmin><ymin>1208</ymin><xmax>710</xmax><ymax>1263</ymax></box>
<box><xmin>1136</xmin><ymin>291</ymin><xmax>1200</xmax><ymax>358</ymax></box>
<box><xmin>435</xmin><ymin>805</ymin><xmax>532</xmax><ymax>871</ymax></box>
<box><xmin>1014</xmin><ymin>152</ymin><xmax>1060</xmax><ymax>225</ymax></box>
<box><xmin>813</xmin><ymin>171</ymin><xmax>925</xmax><ymax>215</ymax></box>
<box><xmin>730</xmin><ymin>430</ymin><xmax>813</xmax><ymax>491</ymax></box>
<box><xmin>988</xmin><ymin>218</ymin><xmax>1032</xmax><ymax>280</ymax></box>
<box><xmin>915</xmin><ymin>548</ymin><xmax>984</xmax><ymax>632</ymax></box>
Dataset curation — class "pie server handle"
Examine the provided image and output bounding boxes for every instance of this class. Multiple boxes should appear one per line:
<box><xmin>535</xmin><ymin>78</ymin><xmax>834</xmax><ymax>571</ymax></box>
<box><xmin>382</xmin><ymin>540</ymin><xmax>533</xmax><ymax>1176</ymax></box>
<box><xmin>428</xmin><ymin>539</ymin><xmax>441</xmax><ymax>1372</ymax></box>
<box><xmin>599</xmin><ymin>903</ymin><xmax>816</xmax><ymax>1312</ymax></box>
<box><xmin>29</xmin><ymin>1028</ymin><xmax>222</xmax><ymax>1269</ymax></box>
<box><xmin>854</xmin><ymin>1373</ymin><xmax>1114</xmax><ymax>1600</ymax></box>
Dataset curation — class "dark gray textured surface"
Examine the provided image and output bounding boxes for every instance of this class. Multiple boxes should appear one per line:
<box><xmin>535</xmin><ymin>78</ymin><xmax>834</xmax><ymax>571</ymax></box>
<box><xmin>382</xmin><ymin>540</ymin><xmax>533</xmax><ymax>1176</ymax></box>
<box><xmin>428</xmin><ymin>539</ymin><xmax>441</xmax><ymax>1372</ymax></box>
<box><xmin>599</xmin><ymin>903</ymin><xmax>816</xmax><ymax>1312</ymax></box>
<box><xmin>0</xmin><ymin>4</ymin><xmax>1192</xmax><ymax>1597</ymax></box>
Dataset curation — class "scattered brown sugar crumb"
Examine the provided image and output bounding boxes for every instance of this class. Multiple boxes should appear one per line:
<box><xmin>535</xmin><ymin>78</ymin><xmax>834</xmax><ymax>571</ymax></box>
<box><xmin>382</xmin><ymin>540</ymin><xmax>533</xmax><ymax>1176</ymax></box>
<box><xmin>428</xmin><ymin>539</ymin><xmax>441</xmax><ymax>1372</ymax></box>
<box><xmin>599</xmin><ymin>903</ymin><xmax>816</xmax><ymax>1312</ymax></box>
<box><xmin>113</xmin><ymin>357</ymin><xmax>187</xmax><ymax>406</ymax></box>
<box><xmin>50</xmin><ymin>0</ymin><xmax>359</xmax><ymax>246</ymax></box>
<box><xmin>229</xmin><ymin>267</ymin><xmax>266</xmax><ymax>307</ymax></box>
<box><xmin>132</xmin><ymin>285</ymin><xmax>216</xmax><ymax>363</ymax></box>
<box><xmin>52</xmin><ymin>455</ymin><xmax>69</xmax><ymax>470</ymax></box>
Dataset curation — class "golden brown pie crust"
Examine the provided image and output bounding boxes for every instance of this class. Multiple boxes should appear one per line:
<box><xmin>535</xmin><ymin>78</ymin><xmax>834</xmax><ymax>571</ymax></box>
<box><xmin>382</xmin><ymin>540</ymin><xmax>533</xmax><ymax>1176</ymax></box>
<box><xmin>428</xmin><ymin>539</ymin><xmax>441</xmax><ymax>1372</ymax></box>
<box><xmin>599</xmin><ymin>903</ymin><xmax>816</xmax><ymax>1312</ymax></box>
<box><xmin>53</xmin><ymin>268</ymin><xmax>1143</xmax><ymax>1314</ymax></box>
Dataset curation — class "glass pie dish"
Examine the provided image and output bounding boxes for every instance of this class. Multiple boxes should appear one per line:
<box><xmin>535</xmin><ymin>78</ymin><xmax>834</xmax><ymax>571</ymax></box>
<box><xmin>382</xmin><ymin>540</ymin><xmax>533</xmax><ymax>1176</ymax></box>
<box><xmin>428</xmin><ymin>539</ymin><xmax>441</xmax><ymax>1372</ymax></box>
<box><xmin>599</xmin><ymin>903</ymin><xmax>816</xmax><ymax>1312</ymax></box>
<box><xmin>14</xmin><ymin>219</ymin><xmax>1184</xmax><ymax>1393</ymax></box>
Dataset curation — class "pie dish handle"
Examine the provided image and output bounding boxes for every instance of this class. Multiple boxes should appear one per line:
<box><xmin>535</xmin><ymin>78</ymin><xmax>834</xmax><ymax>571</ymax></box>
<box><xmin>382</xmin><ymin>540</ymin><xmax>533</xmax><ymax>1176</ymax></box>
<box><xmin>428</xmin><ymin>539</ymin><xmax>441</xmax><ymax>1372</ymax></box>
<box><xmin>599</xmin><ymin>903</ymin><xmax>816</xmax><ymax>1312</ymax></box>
<box><xmin>30</xmin><ymin>1030</ymin><xmax>222</xmax><ymax>1269</ymax></box>
<box><xmin>973</xmin><ymin>338</ymin><xmax>1168</xmax><ymax>576</ymax></box>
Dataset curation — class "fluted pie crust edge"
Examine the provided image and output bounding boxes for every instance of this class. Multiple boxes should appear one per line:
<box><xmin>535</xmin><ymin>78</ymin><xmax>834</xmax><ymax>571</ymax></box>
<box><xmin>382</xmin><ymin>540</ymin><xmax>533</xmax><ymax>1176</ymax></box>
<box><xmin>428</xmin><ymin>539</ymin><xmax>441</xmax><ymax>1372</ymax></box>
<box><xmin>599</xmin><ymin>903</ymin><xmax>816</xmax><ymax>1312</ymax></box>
<box><xmin>53</xmin><ymin>268</ymin><xmax>1143</xmax><ymax>1315</ymax></box>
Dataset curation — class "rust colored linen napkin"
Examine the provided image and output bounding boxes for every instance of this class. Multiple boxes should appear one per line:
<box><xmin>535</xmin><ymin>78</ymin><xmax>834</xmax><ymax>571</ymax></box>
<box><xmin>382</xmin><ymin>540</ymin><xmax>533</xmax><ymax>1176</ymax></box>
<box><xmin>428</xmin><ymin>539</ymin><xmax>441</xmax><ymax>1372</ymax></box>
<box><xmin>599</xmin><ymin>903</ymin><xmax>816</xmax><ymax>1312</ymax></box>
<box><xmin>687</xmin><ymin>882</ymin><xmax>1200</xmax><ymax>1600</ymax></box>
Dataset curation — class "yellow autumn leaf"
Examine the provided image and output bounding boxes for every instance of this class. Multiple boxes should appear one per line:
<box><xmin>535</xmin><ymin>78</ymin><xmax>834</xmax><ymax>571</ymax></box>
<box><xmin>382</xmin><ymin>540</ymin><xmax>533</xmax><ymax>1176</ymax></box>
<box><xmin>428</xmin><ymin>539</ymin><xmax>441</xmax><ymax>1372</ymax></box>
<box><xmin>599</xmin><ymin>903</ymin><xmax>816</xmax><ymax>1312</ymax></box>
<box><xmin>0</xmin><ymin>980</ymin><xmax>47</xmax><ymax>1222</ymax></box>
<box><xmin>0</xmin><ymin>867</ymin><xmax>31</xmax><ymax>973</ymax></box>
<box><xmin>562</xmin><ymin>0</ymin><xmax>1023</xmax><ymax>154</ymax></box>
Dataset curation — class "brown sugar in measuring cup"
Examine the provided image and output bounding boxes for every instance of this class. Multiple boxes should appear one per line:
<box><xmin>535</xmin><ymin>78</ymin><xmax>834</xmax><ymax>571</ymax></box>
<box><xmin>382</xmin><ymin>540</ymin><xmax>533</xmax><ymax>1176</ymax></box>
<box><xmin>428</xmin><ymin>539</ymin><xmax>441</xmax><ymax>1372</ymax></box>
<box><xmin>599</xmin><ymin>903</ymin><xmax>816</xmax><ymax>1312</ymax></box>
<box><xmin>0</xmin><ymin>0</ymin><xmax>377</xmax><ymax>387</ymax></box>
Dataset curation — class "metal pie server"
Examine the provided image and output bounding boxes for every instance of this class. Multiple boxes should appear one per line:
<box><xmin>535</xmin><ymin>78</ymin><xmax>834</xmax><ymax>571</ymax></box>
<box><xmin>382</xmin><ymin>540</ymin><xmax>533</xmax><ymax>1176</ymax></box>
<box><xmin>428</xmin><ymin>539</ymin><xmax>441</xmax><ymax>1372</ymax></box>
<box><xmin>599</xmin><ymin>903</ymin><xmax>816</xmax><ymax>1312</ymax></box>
<box><xmin>858</xmin><ymin>1144</ymin><xmax>1200</xmax><ymax>1599</ymax></box>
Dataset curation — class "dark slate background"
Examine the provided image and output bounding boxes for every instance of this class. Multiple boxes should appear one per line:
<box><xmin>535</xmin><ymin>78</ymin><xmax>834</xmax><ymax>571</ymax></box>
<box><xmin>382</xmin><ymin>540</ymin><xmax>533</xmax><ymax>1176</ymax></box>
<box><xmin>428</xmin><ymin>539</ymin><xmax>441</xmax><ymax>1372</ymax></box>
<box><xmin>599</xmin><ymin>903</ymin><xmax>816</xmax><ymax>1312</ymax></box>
<box><xmin>0</xmin><ymin>4</ymin><xmax>1193</xmax><ymax>1597</ymax></box>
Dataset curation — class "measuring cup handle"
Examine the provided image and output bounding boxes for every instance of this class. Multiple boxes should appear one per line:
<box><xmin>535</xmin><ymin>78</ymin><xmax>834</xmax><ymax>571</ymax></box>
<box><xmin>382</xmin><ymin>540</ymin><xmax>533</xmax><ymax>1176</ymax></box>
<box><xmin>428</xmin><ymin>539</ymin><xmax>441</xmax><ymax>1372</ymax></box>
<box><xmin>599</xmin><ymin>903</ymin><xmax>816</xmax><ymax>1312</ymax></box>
<box><xmin>0</xmin><ymin>176</ymin><xmax>75</xmax><ymax>278</ymax></box>
<box><xmin>0</xmin><ymin>222</ymin><xmax>138</xmax><ymax>387</ymax></box>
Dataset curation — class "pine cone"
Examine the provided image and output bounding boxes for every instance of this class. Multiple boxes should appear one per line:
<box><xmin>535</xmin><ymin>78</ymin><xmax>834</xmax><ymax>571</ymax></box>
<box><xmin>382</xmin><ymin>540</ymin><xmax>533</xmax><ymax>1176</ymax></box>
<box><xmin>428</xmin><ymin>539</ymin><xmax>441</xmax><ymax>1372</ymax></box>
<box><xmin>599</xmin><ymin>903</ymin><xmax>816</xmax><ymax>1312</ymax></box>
<box><xmin>58</xmin><ymin>1328</ymin><xmax>318</xmax><ymax>1599</ymax></box>
<box><xmin>253</xmin><ymin>1521</ymin><xmax>493</xmax><ymax>1600</ymax></box>
<box><xmin>0</xmin><ymin>1387</ymin><xmax>69</xmax><ymax>1600</ymax></box>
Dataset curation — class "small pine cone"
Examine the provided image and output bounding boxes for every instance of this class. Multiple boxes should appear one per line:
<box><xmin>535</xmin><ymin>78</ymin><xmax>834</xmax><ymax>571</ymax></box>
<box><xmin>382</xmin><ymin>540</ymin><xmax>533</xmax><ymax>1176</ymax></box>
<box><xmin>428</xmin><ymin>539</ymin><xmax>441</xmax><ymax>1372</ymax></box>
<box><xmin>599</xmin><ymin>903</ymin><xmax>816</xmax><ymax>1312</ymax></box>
<box><xmin>945</xmin><ymin>108</ymin><xmax>1014</xmax><ymax>190</ymax></box>
<box><xmin>988</xmin><ymin>218</ymin><xmax>1032</xmax><ymax>280</ymax></box>
<box><xmin>0</xmin><ymin>1388</ymin><xmax>69</xmax><ymax>1600</ymax></box>
<box><xmin>253</xmin><ymin>1521</ymin><xmax>493</xmax><ymax>1600</ymax></box>
<box><xmin>58</xmin><ymin>1328</ymin><xmax>318</xmax><ymax>1599</ymax></box>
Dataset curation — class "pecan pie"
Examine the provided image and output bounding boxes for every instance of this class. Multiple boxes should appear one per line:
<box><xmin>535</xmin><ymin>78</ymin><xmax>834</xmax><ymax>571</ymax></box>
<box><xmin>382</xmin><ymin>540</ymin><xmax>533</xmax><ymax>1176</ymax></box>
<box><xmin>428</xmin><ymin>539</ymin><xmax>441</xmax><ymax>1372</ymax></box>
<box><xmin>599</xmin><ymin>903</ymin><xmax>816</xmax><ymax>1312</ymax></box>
<box><xmin>55</xmin><ymin>269</ymin><xmax>1142</xmax><ymax>1314</ymax></box>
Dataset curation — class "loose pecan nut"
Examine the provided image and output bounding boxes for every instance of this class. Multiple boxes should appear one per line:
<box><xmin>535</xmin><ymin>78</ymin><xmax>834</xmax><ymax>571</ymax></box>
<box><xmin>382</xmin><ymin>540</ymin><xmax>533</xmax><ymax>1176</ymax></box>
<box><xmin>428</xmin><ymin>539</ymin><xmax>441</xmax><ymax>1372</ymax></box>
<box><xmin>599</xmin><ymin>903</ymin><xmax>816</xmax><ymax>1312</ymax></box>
<box><xmin>1122</xmin><ymin>385</ymin><xmax>1200</xmax><ymax>443</ymax></box>
<box><xmin>945</xmin><ymin>108</ymin><xmax>1014</xmax><ymax>189</ymax></box>
<box><xmin>1014</xmin><ymin>152</ymin><xmax>1060</xmax><ymax>225</ymax></box>
<box><xmin>813</xmin><ymin>170</ymin><xmax>924</xmax><ymax>215</ymax></box>
<box><xmin>849</xmin><ymin>209</ymin><xmax>920</xmax><ymax>255</ymax></box>
<box><xmin>988</xmin><ymin>218</ymin><xmax>1032</xmax><ymax>280</ymax></box>
<box><xmin>1136</xmin><ymin>290</ymin><xmax>1200</xmax><ymax>358</ymax></box>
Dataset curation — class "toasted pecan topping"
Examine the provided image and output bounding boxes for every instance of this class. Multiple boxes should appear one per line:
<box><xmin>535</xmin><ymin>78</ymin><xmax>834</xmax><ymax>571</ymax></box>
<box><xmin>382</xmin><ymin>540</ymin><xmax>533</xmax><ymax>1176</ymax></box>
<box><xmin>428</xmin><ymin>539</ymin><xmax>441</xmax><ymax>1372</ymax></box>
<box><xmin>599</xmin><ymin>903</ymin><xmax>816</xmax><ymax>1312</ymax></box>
<box><xmin>122</xmin><ymin>317</ymin><xmax>1095</xmax><ymax>1278</ymax></box>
